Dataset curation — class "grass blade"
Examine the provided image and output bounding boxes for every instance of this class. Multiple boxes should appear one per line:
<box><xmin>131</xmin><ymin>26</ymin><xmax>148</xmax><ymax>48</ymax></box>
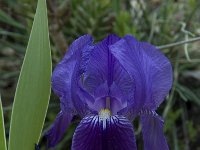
<box><xmin>8</xmin><ymin>0</ymin><xmax>51</xmax><ymax>149</ymax></box>
<box><xmin>0</xmin><ymin>10</ymin><xmax>24</xmax><ymax>29</ymax></box>
<box><xmin>0</xmin><ymin>95</ymin><xmax>7</xmax><ymax>150</ymax></box>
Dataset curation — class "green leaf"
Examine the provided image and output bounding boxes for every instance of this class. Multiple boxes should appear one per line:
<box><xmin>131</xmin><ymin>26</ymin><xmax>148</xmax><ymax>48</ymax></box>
<box><xmin>0</xmin><ymin>95</ymin><xmax>7</xmax><ymax>150</ymax></box>
<box><xmin>8</xmin><ymin>0</ymin><xmax>51</xmax><ymax>149</ymax></box>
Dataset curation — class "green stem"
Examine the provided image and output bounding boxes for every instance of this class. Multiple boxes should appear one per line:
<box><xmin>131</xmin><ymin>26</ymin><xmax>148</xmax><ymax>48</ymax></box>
<box><xmin>157</xmin><ymin>37</ymin><xmax>200</xmax><ymax>49</ymax></box>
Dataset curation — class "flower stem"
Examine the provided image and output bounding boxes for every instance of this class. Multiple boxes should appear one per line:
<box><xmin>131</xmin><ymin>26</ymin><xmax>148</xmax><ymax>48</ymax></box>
<box><xmin>157</xmin><ymin>36</ymin><xmax>200</xmax><ymax>49</ymax></box>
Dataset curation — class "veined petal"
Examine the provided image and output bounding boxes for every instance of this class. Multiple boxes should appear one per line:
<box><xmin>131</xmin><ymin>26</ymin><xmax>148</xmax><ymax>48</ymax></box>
<box><xmin>84</xmin><ymin>34</ymin><xmax>121</xmax><ymax>92</ymax></box>
<box><xmin>87</xmin><ymin>81</ymin><xmax>128</xmax><ymax>114</ymax></box>
<box><xmin>110</xmin><ymin>35</ymin><xmax>172</xmax><ymax>117</ymax></box>
<box><xmin>45</xmin><ymin>111</ymin><xmax>72</xmax><ymax>147</ymax></box>
<box><xmin>84</xmin><ymin>34</ymin><xmax>134</xmax><ymax>114</ymax></box>
<box><xmin>72</xmin><ymin>114</ymin><xmax>137</xmax><ymax>150</ymax></box>
<box><xmin>52</xmin><ymin>34</ymin><xmax>94</xmax><ymax>115</ymax></box>
<box><xmin>141</xmin><ymin>113</ymin><xmax>169</xmax><ymax>150</ymax></box>
<box><xmin>47</xmin><ymin>35</ymin><xmax>94</xmax><ymax>147</ymax></box>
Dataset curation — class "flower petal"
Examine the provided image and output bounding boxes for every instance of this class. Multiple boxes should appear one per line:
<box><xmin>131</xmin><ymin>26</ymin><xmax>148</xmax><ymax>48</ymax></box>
<box><xmin>72</xmin><ymin>115</ymin><xmax>137</xmax><ymax>150</ymax></box>
<box><xmin>52</xmin><ymin>34</ymin><xmax>94</xmax><ymax>115</ymax></box>
<box><xmin>86</xmin><ymin>81</ymin><xmax>128</xmax><ymax>114</ymax></box>
<box><xmin>84</xmin><ymin>34</ymin><xmax>121</xmax><ymax>92</ymax></box>
<box><xmin>141</xmin><ymin>114</ymin><xmax>169</xmax><ymax>150</ymax></box>
<box><xmin>84</xmin><ymin>34</ymin><xmax>134</xmax><ymax>113</ymax></box>
<box><xmin>45</xmin><ymin>111</ymin><xmax>72</xmax><ymax>147</ymax></box>
<box><xmin>110</xmin><ymin>35</ymin><xmax>172</xmax><ymax>117</ymax></box>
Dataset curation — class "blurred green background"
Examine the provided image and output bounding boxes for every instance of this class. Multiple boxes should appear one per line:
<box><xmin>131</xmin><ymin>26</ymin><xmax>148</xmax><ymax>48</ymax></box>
<box><xmin>0</xmin><ymin>0</ymin><xmax>200</xmax><ymax>149</ymax></box>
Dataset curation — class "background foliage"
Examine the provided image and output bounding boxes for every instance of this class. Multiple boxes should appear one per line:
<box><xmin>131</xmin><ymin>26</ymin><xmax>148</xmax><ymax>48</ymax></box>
<box><xmin>0</xmin><ymin>0</ymin><xmax>200</xmax><ymax>149</ymax></box>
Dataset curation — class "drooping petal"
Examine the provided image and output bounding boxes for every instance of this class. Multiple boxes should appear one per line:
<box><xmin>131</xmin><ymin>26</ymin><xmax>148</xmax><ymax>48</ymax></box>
<box><xmin>45</xmin><ymin>111</ymin><xmax>72</xmax><ymax>147</ymax></box>
<box><xmin>51</xmin><ymin>34</ymin><xmax>94</xmax><ymax>115</ymax></box>
<box><xmin>72</xmin><ymin>114</ymin><xmax>137</xmax><ymax>150</ymax></box>
<box><xmin>84</xmin><ymin>34</ymin><xmax>134</xmax><ymax>114</ymax></box>
<box><xmin>110</xmin><ymin>35</ymin><xmax>172</xmax><ymax>117</ymax></box>
<box><xmin>141</xmin><ymin>113</ymin><xmax>169</xmax><ymax>150</ymax></box>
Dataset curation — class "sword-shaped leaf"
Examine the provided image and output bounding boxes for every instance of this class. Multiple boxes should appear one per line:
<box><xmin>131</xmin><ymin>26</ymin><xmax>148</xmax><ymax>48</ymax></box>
<box><xmin>8</xmin><ymin>0</ymin><xmax>51</xmax><ymax>149</ymax></box>
<box><xmin>0</xmin><ymin>95</ymin><xmax>7</xmax><ymax>150</ymax></box>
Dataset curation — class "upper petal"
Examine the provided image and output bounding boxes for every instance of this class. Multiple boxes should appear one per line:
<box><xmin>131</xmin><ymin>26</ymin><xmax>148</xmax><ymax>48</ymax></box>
<box><xmin>110</xmin><ymin>35</ymin><xmax>172</xmax><ymax>115</ymax></box>
<box><xmin>84</xmin><ymin>34</ymin><xmax>121</xmax><ymax>92</ymax></box>
<box><xmin>84</xmin><ymin>34</ymin><xmax>134</xmax><ymax>114</ymax></box>
<box><xmin>52</xmin><ymin>34</ymin><xmax>94</xmax><ymax>115</ymax></box>
<box><xmin>72</xmin><ymin>114</ymin><xmax>137</xmax><ymax>150</ymax></box>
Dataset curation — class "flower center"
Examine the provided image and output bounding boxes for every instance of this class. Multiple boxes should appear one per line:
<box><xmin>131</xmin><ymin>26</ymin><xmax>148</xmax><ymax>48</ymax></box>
<box><xmin>99</xmin><ymin>109</ymin><xmax>111</xmax><ymax>120</ymax></box>
<box><xmin>99</xmin><ymin>109</ymin><xmax>111</xmax><ymax>129</ymax></box>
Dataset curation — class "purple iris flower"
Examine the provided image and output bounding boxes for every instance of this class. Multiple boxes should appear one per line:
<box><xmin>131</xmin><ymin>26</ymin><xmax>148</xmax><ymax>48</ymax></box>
<box><xmin>46</xmin><ymin>34</ymin><xmax>172</xmax><ymax>150</ymax></box>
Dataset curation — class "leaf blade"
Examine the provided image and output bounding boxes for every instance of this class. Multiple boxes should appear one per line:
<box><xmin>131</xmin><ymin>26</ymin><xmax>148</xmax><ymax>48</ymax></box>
<box><xmin>8</xmin><ymin>0</ymin><xmax>51</xmax><ymax>149</ymax></box>
<box><xmin>0</xmin><ymin>95</ymin><xmax>7</xmax><ymax>150</ymax></box>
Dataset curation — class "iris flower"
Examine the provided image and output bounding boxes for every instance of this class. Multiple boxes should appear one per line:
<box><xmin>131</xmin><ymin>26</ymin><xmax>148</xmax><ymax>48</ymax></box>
<box><xmin>46</xmin><ymin>34</ymin><xmax>172</xmax><ymax>150</ymax></box>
